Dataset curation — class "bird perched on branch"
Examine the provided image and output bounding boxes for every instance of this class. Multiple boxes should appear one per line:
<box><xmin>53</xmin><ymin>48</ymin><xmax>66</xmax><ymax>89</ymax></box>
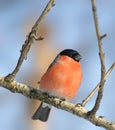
<box><xmin>32</xmin><ymin>49</ymin><xmax>82</xmax><ymax>122</ymax></box>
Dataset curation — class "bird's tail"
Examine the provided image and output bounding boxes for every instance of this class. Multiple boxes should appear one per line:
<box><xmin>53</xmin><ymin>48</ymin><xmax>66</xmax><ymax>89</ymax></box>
<box><xmin>32</xmin><ymin>102</ymin><xmax>51</xmax><ymax>122</ymax></box>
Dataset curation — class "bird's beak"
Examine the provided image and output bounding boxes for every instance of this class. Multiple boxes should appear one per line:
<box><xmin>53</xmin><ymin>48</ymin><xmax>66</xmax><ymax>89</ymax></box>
<box><xmin>75</xmin><ymin>54</ymin><xmax>82</xmax><ymax>61</ymax></box>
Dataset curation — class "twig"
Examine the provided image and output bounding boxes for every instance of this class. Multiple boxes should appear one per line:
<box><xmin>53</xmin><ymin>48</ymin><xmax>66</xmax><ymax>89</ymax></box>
<box><xmin>100</xmin><ymin>34</ymin><xmax>107</xmax><ymax>40</ymax></box>
<box><xmin>91</xmin><ymin>0</ymin><xmax>106</xmax><ymax>76</ymax></box>
<box><xmin>88</xmin><ymin>0</ymin><xmax>107</xmax><ymax>115</ymax></box>
<box><xmin>0</xmin><ymin>75</ymin><xmax>115</xmax><ymax>130</ymax></box>
<box><xmin>81</xmin><ymin>63</ymin><xmax>115</xmax><ymax>106</ymax></box>
<box><xmin>6</xmin><ymin>0</ymin><xmax>55</xmax><ymax>79</ymax></box>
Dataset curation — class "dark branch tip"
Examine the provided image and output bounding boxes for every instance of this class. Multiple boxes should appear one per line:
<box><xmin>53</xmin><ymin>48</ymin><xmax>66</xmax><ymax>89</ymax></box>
<box><xmin>100</xmin><ymin>34</ymin><xmax>107</xmax><ymax>40</ymax></box>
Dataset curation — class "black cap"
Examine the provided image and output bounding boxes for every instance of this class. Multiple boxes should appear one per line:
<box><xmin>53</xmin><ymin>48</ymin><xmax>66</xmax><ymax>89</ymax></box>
<box><xmin>60</xmin><ymin>49</ymin><xmax>82</xmax><ymax>62</ymax></box>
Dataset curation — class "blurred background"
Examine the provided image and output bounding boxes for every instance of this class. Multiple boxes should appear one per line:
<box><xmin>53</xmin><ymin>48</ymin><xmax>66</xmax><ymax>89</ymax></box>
<box><xmin>0</xmin><ymin>0</ymin><xmax>115</xmax><ymax>130</ymax></box>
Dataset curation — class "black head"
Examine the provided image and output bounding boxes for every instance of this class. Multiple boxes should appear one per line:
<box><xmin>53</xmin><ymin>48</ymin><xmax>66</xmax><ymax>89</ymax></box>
<box><xmin>60</xmin><ymin>49</ymin><xmax>82</xmax><ymax>62</ymax></box>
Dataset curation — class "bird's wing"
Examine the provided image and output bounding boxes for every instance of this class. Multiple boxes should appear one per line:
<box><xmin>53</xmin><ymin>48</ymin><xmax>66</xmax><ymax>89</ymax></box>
<box><xmin>47</xmin><ymin>55</ymin><xmax>59</xmax><ymax>70</ymax></box>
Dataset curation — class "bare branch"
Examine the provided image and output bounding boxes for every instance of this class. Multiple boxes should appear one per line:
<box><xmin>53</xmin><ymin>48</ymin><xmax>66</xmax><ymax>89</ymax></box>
<box><xmin>100</xmin><ymin>34</ymin><xmax>107</xmax><ymax>40</ymax></box>
<box><xmin>89</xmin><ymin>0</ymin><xmax>106</xmax><ymax>115</ymax></box>
<box><xmin>81</xmin><ymin>63</ymin><xmax>115</xmax><ymax>106</ymax></box>
<box><xmin>7</xmin><ymin>0</ymin><xmax>55</xmax><ymax>78</ymax></box>
<box><xmin>0</xmin><ymin>75</ymin><xmax>115</xmax><ymax>130</ymax></box>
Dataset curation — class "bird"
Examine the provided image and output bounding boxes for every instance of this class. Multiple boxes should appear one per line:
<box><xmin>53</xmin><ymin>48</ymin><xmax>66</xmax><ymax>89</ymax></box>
<box><xmin>32</xmin><ymin>49</ymin><xmax>82</xmax><ymax>122</ymax></box>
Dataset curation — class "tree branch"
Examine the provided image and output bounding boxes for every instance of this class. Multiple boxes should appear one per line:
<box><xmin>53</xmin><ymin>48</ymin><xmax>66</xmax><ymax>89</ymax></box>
<box><xmin>89</xmin><ymin>0</ymin><xmax>106</xmax><ymax>115</ymax></box>
<box><xmin>81</xmin><ymin>63</ymin><xmax>115</xmax><ymax>106</ymax></box>
<box><xmin>6</xmin><ymin>0</ymin><xmax>55</xmax><ymax>79</ymax></box>
<box><xmin>0</xmin><ymin>75</ymin><xmax>115</xmax><ymax>130</ymax></box>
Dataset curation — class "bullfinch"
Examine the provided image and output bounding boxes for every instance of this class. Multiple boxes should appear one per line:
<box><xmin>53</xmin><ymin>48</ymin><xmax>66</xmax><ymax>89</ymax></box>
<box><xmin>32</xmin><ymin>49</ymin><xmax>82</xmax><ymax>122</ymax></box>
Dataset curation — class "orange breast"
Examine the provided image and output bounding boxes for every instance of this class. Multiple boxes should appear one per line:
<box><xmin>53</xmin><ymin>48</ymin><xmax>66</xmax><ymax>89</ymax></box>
<box><xmin>40</xmin><ymin>56</ymin><xmax>82</xmax><ymax>99</ymax></box>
